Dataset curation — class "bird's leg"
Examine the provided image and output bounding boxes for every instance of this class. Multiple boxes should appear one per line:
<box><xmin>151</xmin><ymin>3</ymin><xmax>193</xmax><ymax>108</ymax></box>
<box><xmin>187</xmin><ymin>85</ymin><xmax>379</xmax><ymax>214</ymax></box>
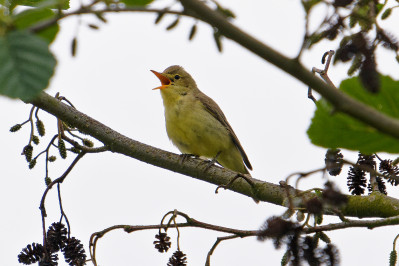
<box><xmin>179</xmin><ymin>153</ymin><xmax>199</xmax><ymax>164</ymax></box>
<box><xmin>200</xmin><ymin>151</ymin><xmax>222</xmax><ymax>172</ymax></box>
<box><xmin>215</xmin><ymin>173</ymin><xmax>259</xmax><ymax>203</ymax></box>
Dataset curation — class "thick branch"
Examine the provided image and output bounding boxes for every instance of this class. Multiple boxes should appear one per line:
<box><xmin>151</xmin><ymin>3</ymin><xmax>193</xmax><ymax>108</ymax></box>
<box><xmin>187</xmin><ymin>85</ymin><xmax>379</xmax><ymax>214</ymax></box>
<box><xmin>179</xmin><ymin>0</ymin><xmax>399</xmax><ymax>140</ymax></box>
<box><xmin>27</xmin><ymin>92</ymin><xmax>399</xmax><ymax>218</ymax></box>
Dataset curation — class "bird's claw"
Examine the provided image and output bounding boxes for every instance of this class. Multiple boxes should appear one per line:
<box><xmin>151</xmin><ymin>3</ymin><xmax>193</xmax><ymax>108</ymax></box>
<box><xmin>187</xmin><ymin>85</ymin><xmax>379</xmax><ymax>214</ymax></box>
<box><xmin>179</xmin><ymin>153</ymin><xmax>199</xmax><ymax>164</ymax></box>
<box><xmin>215</xmin><ymin>173</ymin><xmax>259</xmax><ymax>203</ymax></box>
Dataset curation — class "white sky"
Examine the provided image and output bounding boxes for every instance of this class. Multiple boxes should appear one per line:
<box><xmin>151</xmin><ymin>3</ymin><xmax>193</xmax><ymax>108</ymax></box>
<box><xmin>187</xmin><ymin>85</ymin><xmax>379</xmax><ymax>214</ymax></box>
<box><xmin>2</xmin><ymin>0</ymin><xmax>399</xmax><ymax>265</ymax></box>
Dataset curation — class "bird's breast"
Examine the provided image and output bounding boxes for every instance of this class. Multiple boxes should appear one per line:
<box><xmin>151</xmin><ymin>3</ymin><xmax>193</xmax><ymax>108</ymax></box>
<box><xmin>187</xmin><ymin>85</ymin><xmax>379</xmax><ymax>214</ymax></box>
<box><xmin>161</xmin><ymin>95</ymin><xmax>231</xmax><ymax>157</ymax></box>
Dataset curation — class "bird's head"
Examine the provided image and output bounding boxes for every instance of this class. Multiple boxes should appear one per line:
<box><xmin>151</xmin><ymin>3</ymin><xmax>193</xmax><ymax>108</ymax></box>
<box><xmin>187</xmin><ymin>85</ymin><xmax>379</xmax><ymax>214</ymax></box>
<box><xmin>151</xmin><ymin>65</ymin><xmax>198</xmax><ymax>95</ymax></box>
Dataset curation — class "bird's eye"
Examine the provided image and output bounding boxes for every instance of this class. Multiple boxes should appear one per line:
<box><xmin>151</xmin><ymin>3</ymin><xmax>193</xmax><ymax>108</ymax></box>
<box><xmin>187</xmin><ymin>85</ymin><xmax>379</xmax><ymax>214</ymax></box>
<box><xmin>174</xmin><ymin>75</ymin><xmax>180</xmax><ymax>80</ymax></box>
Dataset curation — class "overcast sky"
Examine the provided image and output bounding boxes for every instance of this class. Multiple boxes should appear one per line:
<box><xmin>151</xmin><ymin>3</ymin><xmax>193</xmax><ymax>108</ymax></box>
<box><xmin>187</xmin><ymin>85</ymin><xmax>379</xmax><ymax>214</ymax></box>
<box><xmin>2</xmin><ymin>0</ymin><xmax>399</xmax><ymax>265</ymax></box>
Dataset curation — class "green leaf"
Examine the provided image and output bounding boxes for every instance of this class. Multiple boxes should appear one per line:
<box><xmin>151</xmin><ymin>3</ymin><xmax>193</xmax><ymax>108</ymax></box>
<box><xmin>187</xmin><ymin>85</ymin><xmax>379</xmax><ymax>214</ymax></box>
<box><xmin>13</xmin><ymin>8</ymin><xmax>59</xmax><ymax>43</ymax></box>
<box><xmin>119</xmin><ymin>0</ymin><xmax>153</xmax><ymax>6</ymax></box>
<box><xmin>307</xmin><ymin>75</ymin><xmax>399</xmax><ymax>154</ymax></box>
<box><xmin>0</xmin><ymin>30</ymin><xmax>56</xmax><ymax>100</ymax></box>
<box><xmin>10</xmin><ymin>0</ymin><xmax>70</xmax><ymax>10</ymax></box>
<box><xmin>381</xmin><ymin>8</ymin><xmax>392</xmax><ymax>20</ymax></box>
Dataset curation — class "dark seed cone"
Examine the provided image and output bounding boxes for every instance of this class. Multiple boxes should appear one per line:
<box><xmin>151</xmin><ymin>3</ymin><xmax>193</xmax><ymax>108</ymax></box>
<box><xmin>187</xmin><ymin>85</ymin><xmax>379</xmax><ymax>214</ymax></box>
<box><xmin>62</xmin><ymin>237</ymin><xmax>86</xmax><ymax>266</ymax></box>
<box><xmin>358</xmin><ymin>153</ymin><xmax>376</xmax><ymax>170</ymax></box>
<box><xmin>167</xmin><ymin>250</ymin><xmax>187</xmax><ymax>266</ymax></box>
<box><xmin>322</xmin><ymin>244</ymin><xmax>340</xmax><ymax>266</ymax></box>
<box><xmin>305</xmin><ymin>198</ymin><xmax>323</xmax><ymax>215</ymax></box>
<box><xmin>368</xmin><ymin>176</ymin><xmax>387</xmax><ymax>195</ymax></box>
<box><xmin>153</xmin><ymin>233</ymin><xmax>171</xmax><ymax>253</ymax></box>
<box><xmin>23</xmin><ymin>145</ymin><xmax>33</xmax><ymax>162</ymax></box>
<box><xmin>379</xmin><ymin>159</ymin><xmax>399</xmax><ymax>186</ymax></box>
<box><xmin>47</xmin><ymin>222</ymin><xmax>68</xmax><ymax>253</ymax></box>
<box><xmin>48</xmin><ymin>156</ymin><xmax>57</xmax><ymax>162</ymax></box>
<box><xmin>347</xmin><ymin>153</ymin><xmax>375</xmax><ymax>195</ymax></box>
<box><xmin>18</xmin><ymin>243</ymin><xmax>45</xmax><ymax>264</ymax></box>
<box><xmin>287</xmin><ymin>232</ymin><xmax>300</xmax><ymax>266</ymax></box>
<box><xmin>303</xmin><ymin>236</ymin><xmax>320</xmax><ymax>266</ymax></box>
<box><xmin>257</xmin><ymin>217</ymin><xmax>301</xmax><ymax>249</ymax></box>
<box><xmin>325</xmin><ymin>149</ymin><xmax>344</xmax><ymax>176</ymax></box>
<box><xmin>40</xmin><ymin>253</ymin><xmax>59</xmax><ymax>266</ymax></box>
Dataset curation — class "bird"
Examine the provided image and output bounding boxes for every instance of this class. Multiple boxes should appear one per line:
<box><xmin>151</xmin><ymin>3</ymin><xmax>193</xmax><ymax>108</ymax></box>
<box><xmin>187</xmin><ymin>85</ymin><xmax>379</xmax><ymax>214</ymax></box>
<box><xmin>151</xmin><ymin>65</ymin><xmax>252</xmax><ymax>174</ymax></box>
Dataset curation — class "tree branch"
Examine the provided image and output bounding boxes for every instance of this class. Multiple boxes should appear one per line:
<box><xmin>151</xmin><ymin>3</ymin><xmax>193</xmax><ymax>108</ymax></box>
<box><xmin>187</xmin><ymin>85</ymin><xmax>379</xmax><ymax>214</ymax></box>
<box><xmin>27</xmin><ymin>92</ymin><xmax>399</xmax><ymax>218</ymax></box>
<box><xmin>29</xmin><ymin>6</ymin><xmax>192</xmax><ymax>33</ymax></box>
<box><xmin>179</xmin><ymin>0</ymin><xmax>399</xmax><ymax>141</ymax></box>
<box><xmin>87</xmin><ymin>210</ymin><xmax>399</xmax><ymax>265</ymax></box>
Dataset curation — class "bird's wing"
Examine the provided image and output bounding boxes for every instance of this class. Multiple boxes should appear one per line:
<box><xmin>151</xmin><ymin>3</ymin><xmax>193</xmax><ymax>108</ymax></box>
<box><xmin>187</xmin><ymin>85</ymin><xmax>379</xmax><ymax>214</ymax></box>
<box><xmin>198</xmin><ymin>92</ymin><xmax>252</xmax><ymax>170</ymax></box>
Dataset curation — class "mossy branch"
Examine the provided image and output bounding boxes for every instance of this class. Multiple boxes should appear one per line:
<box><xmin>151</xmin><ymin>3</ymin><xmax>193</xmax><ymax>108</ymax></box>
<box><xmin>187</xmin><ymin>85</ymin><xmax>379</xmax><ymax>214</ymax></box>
<box><xmin>27</xmin><ymin>92</ymin><xmax>399</xmax><ymax>218</ymax></box>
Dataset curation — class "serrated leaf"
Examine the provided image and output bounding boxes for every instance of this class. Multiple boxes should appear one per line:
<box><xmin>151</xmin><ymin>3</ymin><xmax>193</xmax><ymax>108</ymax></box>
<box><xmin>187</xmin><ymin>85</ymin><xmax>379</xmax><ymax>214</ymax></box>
<box><xmin>119</xmin><ymin>0</ymin><xmax>153</xmax><ymax>6</ymax></box>
<box><xmin>13</xmin><ymin>8</ymin><xmax>59</xmax><ymax>43</ymax></box>
<box><xmin>307</xmin><ymin>75</ymin><xmax>399</xmax><ymax>154</ymax></box>
<box><xmin>0</xmin><ymin>30</ymin><xmax>56</xmax><ymax>100</ymax></box>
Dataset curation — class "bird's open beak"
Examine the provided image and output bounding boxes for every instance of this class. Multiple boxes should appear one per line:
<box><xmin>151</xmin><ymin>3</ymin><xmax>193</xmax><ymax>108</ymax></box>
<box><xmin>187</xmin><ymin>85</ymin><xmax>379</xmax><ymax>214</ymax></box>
<box><xmin>151</xmin><ymin>70</ymin><xmax>171</xmax><ymax>90</ymax></box>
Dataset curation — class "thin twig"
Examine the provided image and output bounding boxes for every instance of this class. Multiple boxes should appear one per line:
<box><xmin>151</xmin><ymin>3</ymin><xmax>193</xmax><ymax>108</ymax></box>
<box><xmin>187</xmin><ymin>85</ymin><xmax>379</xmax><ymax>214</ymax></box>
<box><xmin>57</xmin><ymin>183</ymin><xmax>71</xmax><ymax>238</ymax></box>
<box><xmin>308</xmin><ymin>50</ymin><xmax>336</xmax><ymax>103</ymax></box>
<box><xmin>63</xmin><ymin>134</ymin><xmax>109</xmax><ymax>153</ymax></box>
<box><xmin>29</xmin><ymin>6</ymin><xmax>192</xmax><ymax>33</ymax></box>
<box><xmin>205</xmin><ymin>235</ymin><xmax>240</xmax><ymax>266</ymax></box>
<box><xmin>45</xmin><ymin>135</ymin><xmax>59</xmax><ymax>180</ymax></box>
<box><xmin>39</xmin><ymin>152</ymin><xmax>86</xmax><ymax>218</ymax></box>
<box><xmin>88</xmin><ymin>210</ymin><xmax>399</xmax><ymax>265</ymax></box>
<box><xmin>28</xmin><ymin>106</ymin><xmax>36</xmax><ymax>145</ymax></box>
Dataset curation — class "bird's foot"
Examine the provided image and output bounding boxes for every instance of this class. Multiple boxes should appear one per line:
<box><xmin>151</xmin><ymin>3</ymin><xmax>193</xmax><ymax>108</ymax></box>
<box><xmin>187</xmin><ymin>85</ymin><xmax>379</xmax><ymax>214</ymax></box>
<box><xmin>179</xmin><ymin>153</ymin><xmax>199</xmax><ymax>164</ymax></box>
<box><xmin>215</xmin><ymin>173</ymin><xmax>259</xmax><ymax>203</ymax></box>
<box><xmin>200</xmin><ymin>158</ymin><xmax>218</xmax><ymax>172</ymax></box>
<box><xmin>199</xmin><ymin>152</ymin><xmax>221</xmax><ymax>173</ymax></box>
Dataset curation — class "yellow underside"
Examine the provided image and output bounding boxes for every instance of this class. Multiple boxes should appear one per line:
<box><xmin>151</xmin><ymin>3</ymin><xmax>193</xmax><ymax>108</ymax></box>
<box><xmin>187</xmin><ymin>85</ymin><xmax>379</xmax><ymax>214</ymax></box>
<box><xmin>161</xmin><ymin>90</ymin><xmax>247</xmax><ymax>173</ymax></box>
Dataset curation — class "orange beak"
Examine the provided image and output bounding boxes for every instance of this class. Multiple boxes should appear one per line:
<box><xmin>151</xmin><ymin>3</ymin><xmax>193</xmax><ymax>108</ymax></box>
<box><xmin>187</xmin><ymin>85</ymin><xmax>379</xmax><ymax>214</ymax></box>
<box><xmin>151</xmin><ymin>70</ymin><xmax>171</xmax><ymax>90</ymax></box>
